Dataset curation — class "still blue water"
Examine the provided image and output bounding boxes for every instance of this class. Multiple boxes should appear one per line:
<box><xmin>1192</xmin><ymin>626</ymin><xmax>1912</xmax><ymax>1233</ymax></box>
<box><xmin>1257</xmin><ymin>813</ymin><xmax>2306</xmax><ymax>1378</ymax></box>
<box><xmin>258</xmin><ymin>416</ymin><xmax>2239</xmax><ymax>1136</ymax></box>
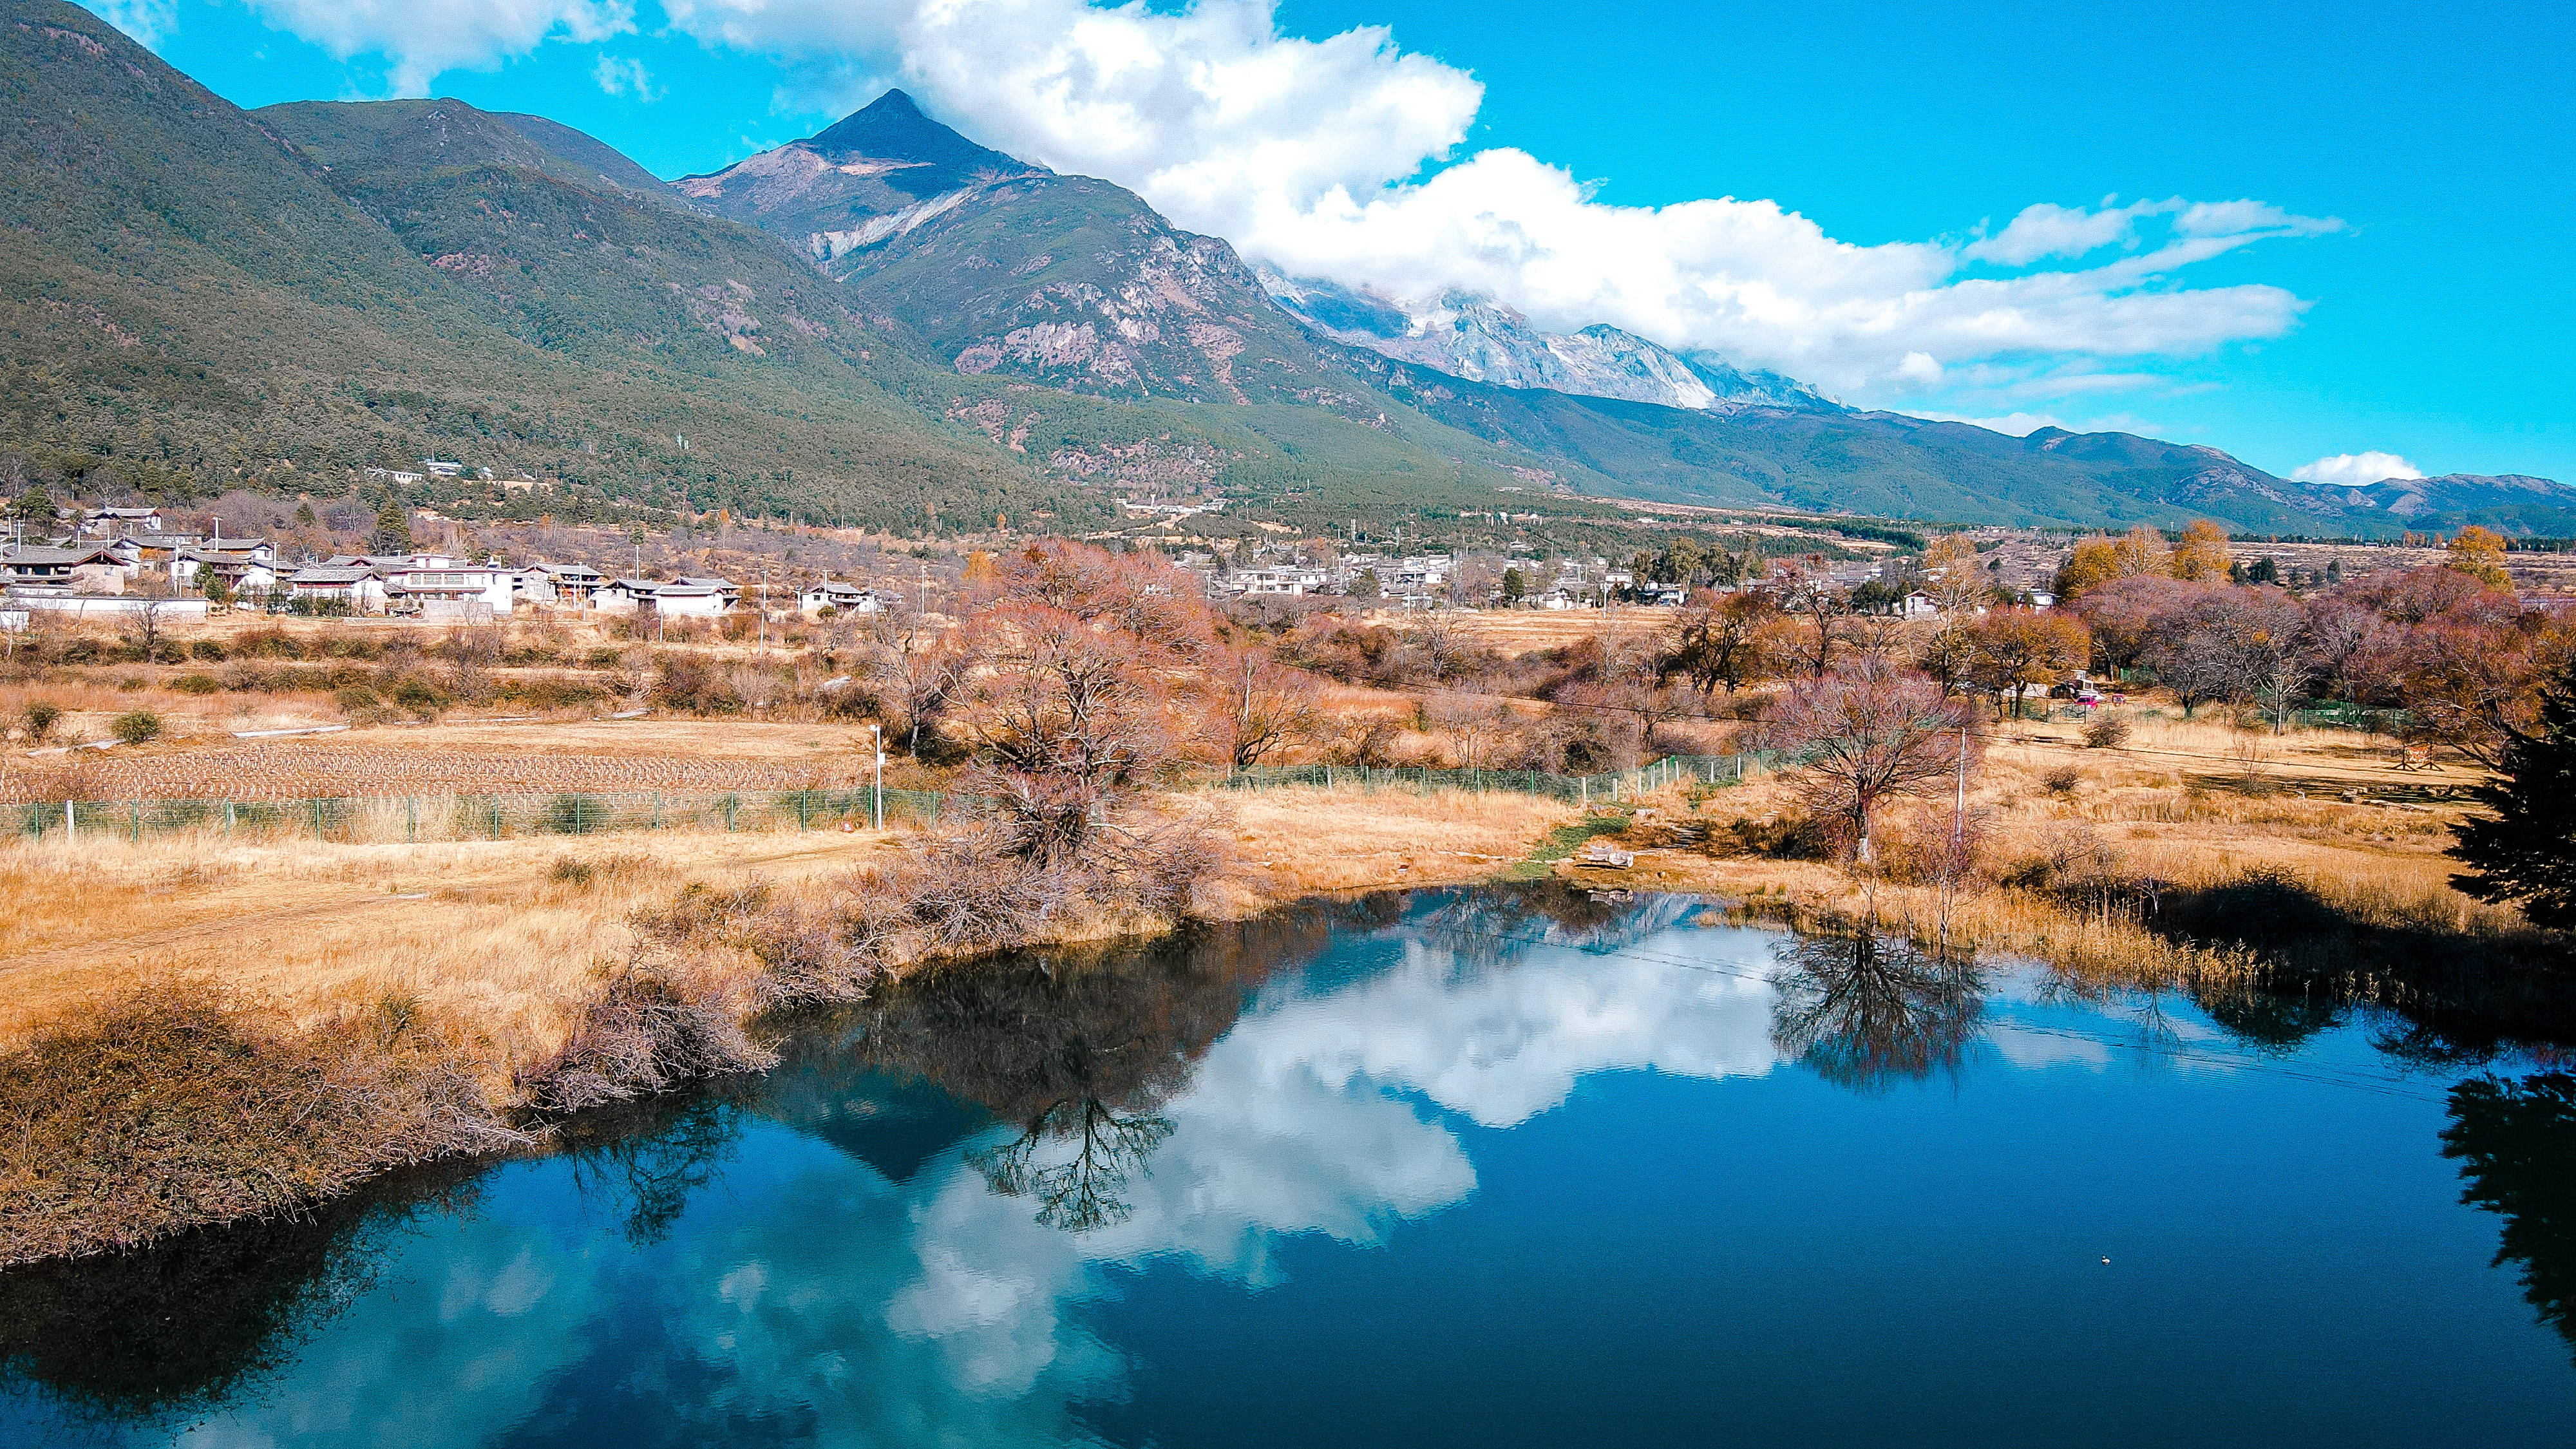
<box><xmin>3</xmin><ymin>886</ymin><xmax>2572</xmax><ymax>1446</ymax></box>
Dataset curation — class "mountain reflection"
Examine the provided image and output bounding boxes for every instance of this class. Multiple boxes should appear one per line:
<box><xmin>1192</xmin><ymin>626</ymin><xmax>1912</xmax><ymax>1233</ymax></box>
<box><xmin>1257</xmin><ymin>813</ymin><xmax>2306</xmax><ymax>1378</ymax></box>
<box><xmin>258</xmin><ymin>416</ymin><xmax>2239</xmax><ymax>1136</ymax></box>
<box><xmin>1769</xmin><ymin>933</ymin><xmax>1985</xmax><ymax>1090</ymax></box>
<box><xmin>2443</xmin><ymin>1072</ymin><xmax>2576</xmax><ymax>1361</ymax></box>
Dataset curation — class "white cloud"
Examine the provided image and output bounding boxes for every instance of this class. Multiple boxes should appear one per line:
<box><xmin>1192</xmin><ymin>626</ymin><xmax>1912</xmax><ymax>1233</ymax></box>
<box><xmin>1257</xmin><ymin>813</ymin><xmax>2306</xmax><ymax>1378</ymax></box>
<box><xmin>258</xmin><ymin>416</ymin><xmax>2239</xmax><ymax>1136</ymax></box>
<box><xmin>85</xmin><ymin>0</ymin><xmax>178</xmax><ymax>46</ymax></box>
<box><xmin>231</xmin><ymin>0</ymin><xmax>2344</xmax><ymax>406</ymax></box>
<box><xmin>2289</xmin><ymin>450</ymin><xmax>2425</xmax><ymax>486</ymax></box>
<box><xmin>243</xmin><ymin>0</ymin><xmax>637</xmax><ymax>95</ymax></box>
<box><xmin>592</xmin><ymin>52</ymin><xmax>660</xmax><ymax>99</ymax></box>
<box><xmin>1964</xmin><ymin>196</ymin><xmax>2175</xmax><ymax>266</ymax></box>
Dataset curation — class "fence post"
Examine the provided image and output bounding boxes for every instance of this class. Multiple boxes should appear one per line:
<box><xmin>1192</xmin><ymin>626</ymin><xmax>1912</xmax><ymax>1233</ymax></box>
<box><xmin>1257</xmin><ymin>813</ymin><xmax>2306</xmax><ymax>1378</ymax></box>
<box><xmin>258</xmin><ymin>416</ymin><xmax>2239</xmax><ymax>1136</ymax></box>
<box><xmin>131</xmin><ymin>799</ymin><xmax>140</xmax><ymax>842</ymax></box>
<box><xmin>652</xmin><ymin>791</ymin><xmax>662</xmax><ymax>829</ymax></box>
<box><xmin>1580</xmin><ymin>778</ymin><xmax>1588</xmax><ymax>808</ymax></box>
<box><xmin>797</xmin><ymin>791</ymin><xmax>810</xmax><ymax>830</ymax></box>
<box><xmin>490</xmin><ymin>796</ymin><xmax>501</xmax><ymax>840</ymax></box>
<box><xmin>406</xmin><ymin>796</ymin><xmax>417</xmax><ymax>842</ymax></box>
<box><xmin>575</xmin><ymin>795</ymin><xmax>587</xmax><ymax>835</ymax></box>
<box><xmin>65</xmin><ymin>800</ymin><xmax>75</xmax><ymax>841</ymax></box>
<box><xmin>724</xmin><ymin>795</ymin><xmax>737</xmax><ymax>831</ymax></box>
<box><xmin>224</xmin><ymin>799</ymin><xmax>234</xmax><ymax>835</ymax></box>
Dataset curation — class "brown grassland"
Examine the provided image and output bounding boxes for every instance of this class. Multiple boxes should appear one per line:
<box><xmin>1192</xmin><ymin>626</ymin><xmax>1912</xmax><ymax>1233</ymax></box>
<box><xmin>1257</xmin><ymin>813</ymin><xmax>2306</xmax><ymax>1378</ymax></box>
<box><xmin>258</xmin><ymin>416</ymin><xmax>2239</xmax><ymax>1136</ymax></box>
<box><xmin>1</xmin><ymin>577</ymin><xmax>2567</xmax><ymax>1264</ymax></box>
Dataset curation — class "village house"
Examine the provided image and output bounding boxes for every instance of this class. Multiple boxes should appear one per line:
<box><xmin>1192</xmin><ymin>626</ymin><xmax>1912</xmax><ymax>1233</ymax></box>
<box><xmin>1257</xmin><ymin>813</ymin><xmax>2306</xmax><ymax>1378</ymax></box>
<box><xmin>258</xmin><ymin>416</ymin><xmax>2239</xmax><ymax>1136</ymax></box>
<box><xmin>596</xmin><ymin>576</ymin><xmax>734</xmax><ymax>616</ymax></box>
<box><xmin>798</xmin><ymin>580</ymin><xmax>880</xmax><ymax>614</ymax></box>
<box><xmin>649</xmin><ymin>580</ymin><xmax>732</xmax><ymax>617</ymax></box>
<box><xmin>1</xmin><ymin>544</ymin><xmax>128</xmax><ymax>594</ymax></box>
<box><xmin>674</xmin><ymin>576</ymin><xmax>741</xmax><ymax>611</ymax></box>
<box><xmin>76</xmin><ymin>506</ymin><xmax>162</xmax><ymax>538</ymax></box>
<box><xmin>171</xmin><ymin>545</ymin><xmax>278</xmax><ymax>599</ymax></box>
<box><xmin>531</xmin><ymin>561</ymin><xmax>603</xmax><ymax>606</ymax></box>
<box><xmin>284</xmin><ymin>564</ymin><xmax>388</xmax><ymax>612</ymax></box>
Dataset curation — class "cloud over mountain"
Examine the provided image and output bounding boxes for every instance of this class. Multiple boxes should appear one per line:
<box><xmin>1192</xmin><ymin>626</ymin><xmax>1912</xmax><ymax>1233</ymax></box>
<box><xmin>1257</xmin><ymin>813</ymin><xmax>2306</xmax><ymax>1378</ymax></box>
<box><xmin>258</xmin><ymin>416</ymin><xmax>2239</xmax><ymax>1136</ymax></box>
<box><xmin>2290</xmin><ymin>451</ymin><xmax>2425</xmax><ymax>487</ymax></box>
<box><xmin>214</xmin><ymin>0</ymin><xmax>2344</xmax><ymax>412</ymax></box>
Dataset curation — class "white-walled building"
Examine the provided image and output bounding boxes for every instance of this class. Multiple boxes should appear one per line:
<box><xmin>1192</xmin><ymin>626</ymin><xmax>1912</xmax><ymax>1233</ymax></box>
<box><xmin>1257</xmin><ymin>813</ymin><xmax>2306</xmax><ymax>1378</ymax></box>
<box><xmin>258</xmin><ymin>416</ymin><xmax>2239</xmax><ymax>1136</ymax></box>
<box><xmin>799</xmin><ymin>580</ymin><xmax>881</xmax><ymax>614</ymax></box>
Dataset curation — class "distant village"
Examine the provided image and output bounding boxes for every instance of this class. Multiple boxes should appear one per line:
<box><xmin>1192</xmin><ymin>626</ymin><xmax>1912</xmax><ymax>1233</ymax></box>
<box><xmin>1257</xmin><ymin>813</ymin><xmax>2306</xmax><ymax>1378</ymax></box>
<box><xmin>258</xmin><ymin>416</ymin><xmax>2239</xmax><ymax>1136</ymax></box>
<box><xmin>0</xmin><ymin>462</ymin><xmax>2088</xmax><ymax>633</ymax></box>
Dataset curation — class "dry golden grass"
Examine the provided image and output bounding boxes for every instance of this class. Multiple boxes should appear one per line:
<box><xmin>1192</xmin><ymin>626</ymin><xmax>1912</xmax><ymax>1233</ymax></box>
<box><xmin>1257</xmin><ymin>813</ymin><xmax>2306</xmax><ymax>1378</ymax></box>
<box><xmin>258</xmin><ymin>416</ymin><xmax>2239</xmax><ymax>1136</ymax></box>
<box><xmin>1212</xmin><ymin>784</ymin><xmax>1577</xmax><ymax>903</ymax></box>
<box><xmin>0</xmin><ymin>782</ymin><xmax>1579</xmax><ymax>1072</ymax></box>
<box><xmin>0</xmin><ymin>825</ymin><xmax>908</xmax><ymax>1081</ymax></box>
<box><xmin>1575</xmin><ymin>706</ymin><xmax>2525</xmax><ymax>985</ymax></box>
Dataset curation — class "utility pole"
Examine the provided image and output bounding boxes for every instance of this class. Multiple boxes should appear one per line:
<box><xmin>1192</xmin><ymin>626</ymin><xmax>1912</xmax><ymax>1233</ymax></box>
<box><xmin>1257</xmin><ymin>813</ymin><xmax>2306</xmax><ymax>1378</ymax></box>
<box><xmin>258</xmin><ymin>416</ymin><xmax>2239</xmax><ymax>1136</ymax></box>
<box><xmin>869</xmin><ymin>723</ymin><xmax>884</xmax><ymax>831</ymax></box>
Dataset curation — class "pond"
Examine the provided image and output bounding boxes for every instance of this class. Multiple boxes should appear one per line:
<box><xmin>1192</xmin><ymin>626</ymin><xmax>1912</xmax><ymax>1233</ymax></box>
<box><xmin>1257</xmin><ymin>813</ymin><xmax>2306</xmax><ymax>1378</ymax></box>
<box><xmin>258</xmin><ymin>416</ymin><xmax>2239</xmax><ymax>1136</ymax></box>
<box><xmin>3</xmin><ymin>886</ymin><xmax>2573</xmax><ymax>1446</ymax></box>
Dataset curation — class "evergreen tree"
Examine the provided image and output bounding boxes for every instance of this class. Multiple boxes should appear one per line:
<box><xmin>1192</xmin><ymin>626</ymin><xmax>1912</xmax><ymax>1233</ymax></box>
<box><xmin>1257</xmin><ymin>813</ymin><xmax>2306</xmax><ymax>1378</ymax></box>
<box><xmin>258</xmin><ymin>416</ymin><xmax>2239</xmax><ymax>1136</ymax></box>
<box><xmin>14</xmin><ymin>482</ymin><xmax>55</xmax><ymax>531</ymax></box>
<box><xmin>370</xmin><ymin>497</ymin><xmax>413</xmax><ymax>555</ymax></box>
<box><xmin>2451</xmin><ymin>659</ymin><xmax>2576</xmax><ymax>929</ymax></box>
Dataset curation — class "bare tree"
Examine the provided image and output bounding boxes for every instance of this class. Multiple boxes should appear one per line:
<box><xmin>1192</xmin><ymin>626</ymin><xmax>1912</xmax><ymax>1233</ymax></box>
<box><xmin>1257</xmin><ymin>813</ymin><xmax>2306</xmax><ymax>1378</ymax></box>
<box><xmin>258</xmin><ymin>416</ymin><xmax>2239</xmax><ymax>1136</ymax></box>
<box><xmin>863</xmin><ymin>600</ymin><xmax>965</xmax><ymax>754</ymax></box>
<box><xmin>1409</xmin><ymin>612</ymin><xmax>1471</xmax><ymax>683</ymax></box>
<box><xmin>1427</xmin><ymin>690</ymin><xmax>1509</xmax><ymax>772</ymax></box>
<box><xmin>1759</xmin><ymin>658</ymin><xmax>1975</xmax><ymax>864</ymax></box>
<box><xmin>1218</xmin><ymin>650</ymin><xmax>1320</xmax><ymax>770</ymax></box>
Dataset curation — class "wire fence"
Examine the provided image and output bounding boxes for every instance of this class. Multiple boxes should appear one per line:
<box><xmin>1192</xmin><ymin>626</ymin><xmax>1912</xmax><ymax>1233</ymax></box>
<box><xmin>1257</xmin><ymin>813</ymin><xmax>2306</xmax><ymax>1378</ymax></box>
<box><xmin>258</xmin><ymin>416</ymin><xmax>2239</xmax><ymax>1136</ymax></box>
<box><xmin>1218</xmin><ymin>752</ymin><xmax>1776</xmax><ymax>806</ymax></box>
<box><xmin>4</xmin><ymin>786</ymin><xmax>954</xmax><ymax>846</ymax></box>
<box><xmin>6</xmin><ymin>753</ymin><xmax>1780</xmax><ymax>848</ymax></box>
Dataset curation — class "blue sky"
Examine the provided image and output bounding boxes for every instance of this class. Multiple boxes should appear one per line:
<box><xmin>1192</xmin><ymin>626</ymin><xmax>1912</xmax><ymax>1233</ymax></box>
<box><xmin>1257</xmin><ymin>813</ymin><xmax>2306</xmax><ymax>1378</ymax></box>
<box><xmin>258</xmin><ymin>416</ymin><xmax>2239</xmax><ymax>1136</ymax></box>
<box><xmin>87</xmin><ymin>0</ymin><xmax>2575</xmax><ymax>484</ymax></box>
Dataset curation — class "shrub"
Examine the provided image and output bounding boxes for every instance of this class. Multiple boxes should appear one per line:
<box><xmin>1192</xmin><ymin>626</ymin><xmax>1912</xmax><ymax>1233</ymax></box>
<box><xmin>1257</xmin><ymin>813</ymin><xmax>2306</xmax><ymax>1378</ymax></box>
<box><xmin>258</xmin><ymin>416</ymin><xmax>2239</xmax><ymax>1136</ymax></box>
<box><xmin>0</xmin><ymin>987</ymin><xmax>517</xmax><ymax>1262</ymax></box>
<box><xmin>111</xmin><ymin>710</ymin><xmax>163</xmax><ymax>745</ymax></box>
<box><xmin>513</xmin><ymin>967</ymin><xmax>774</xmax><ymax>1117</ymax></box>
<box><xmin>1725</xmin><ymin>811</ymin><xmax>1839</xmax><ymax>860</ymax></box>
<box><xmin>2082</xmin><ymin>714</ymin><xmax>2134</xmax><ymax>750</ymax></box>
<box><xmin>2043</xmin><ymin>764</ymin><xmax>2082</xmax><ymax>797</ymax></box>
<box><xmin>23</xmin><ymin>701</ymin><xmax>60</xmax><ymax>743</ymax></box>
<box><xmin>171</xmin><ymin>674</ymin><xmax>221</xmax><ymax>696</ymax></box>
<box><xmin>650</xmin><ymin>654</ymin><xmax>743</xmax><ymax>714</ymax></box>
<box><xmin>235</xmin><ymin>628</ymin><xmax>303</xmax><ymax>659</ymax></box>
<box><xmin>582</xmin><ymin>647</ymin><xmax>627</xmax><ymax>670</ymax></box>
<box><xmin>389</xmin><ymin>677</ymin><xmax>448</xmax><ymax>717</ymax></box>
<box><xmin>188</xmin><ymin>639</ymin><xmax>226</xmax><ymax>662</ymax></box>
<box><xmin>503</xmin><ymin>674</ymin><xmax>606</xmax><ymax>710</ymax></box>
<box><xmin>333</xmin><ymin>685</ymin><xmax>381</xmax><ymax>717</ymax></box>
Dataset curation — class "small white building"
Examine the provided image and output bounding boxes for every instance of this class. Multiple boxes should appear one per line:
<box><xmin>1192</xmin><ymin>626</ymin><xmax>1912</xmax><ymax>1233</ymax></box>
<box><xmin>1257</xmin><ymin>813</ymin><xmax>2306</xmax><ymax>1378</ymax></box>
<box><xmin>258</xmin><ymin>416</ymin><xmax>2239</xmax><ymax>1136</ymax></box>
<box><xmin>78</xmin><ymin>507</ymin><xmax>163</xmax><ymax>538</ymax></box>
<box><xmin>172</xmin><ymin>546</ymin><xmax>278</xmax><ymax>598</ymax></box>
<box><xmin>799</xmin><ymin>580</ymin><xmax>880</xmax><ymax>614</ymax></box>
<box><xmin>596</xmin><ymin>577</ymin><xmax>659</xmax><ymax>614</ymax></box>
<box><xmin>673</xmin><ymin>576</ymin><xmax>740</xmax><ymax>611</ymax></box>
<box><xmin>285</xmin><ymin>565</ymin><xmax>389</xmax><ymax>612</ymax></box>
<box><xmin>649</xmin><ymin>582</ymin><xmax>730</xmax><ymax>617</ymax></box>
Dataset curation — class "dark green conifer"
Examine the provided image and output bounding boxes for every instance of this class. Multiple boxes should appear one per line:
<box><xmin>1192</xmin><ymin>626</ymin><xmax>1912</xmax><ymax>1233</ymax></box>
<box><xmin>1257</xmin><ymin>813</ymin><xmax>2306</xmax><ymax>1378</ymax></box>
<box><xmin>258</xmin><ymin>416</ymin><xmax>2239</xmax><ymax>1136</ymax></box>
<box><xmin>2450</xmin><ymin>661</ymin><xmax>2576</xmax><ymax>929</ymax></box>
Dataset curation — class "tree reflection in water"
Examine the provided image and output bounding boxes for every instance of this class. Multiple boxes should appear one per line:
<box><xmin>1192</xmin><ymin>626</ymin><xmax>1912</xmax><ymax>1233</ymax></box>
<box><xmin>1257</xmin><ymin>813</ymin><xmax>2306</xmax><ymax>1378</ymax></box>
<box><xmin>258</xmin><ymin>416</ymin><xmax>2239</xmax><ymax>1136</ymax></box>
<box><xmin>1769</xmin><ymin>932</ymin><xmax>1985</xmax><ymax>1090</ymax></box>
<box><xmin>2443</xmin><ymin>1071</ymin><xmax>2576</xmax><ymax>1362</ymax></box>
<box><xmin>844</xmin><ymin>906</ymin><xmax>1337</xmax><ymax>1233</ymax></box>
<box><xmin>971</xmin><ymin>1099</ymin><xmax>1177</xmax><ymax>1233</ymax></box>
<box><xmin>558</xmin><ymin>1094</ymin><xmax>746</xmax><ymax>1248</ymax></box>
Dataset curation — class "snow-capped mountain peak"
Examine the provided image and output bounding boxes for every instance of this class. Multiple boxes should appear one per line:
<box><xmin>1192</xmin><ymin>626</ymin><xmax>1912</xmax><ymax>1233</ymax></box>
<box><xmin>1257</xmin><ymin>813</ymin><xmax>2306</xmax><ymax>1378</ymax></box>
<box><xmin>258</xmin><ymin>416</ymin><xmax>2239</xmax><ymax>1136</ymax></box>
<box><xmin>1255</xmin><ymin>269</ymin><xmax>1840</xmax><ymax>415</ymax></box>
